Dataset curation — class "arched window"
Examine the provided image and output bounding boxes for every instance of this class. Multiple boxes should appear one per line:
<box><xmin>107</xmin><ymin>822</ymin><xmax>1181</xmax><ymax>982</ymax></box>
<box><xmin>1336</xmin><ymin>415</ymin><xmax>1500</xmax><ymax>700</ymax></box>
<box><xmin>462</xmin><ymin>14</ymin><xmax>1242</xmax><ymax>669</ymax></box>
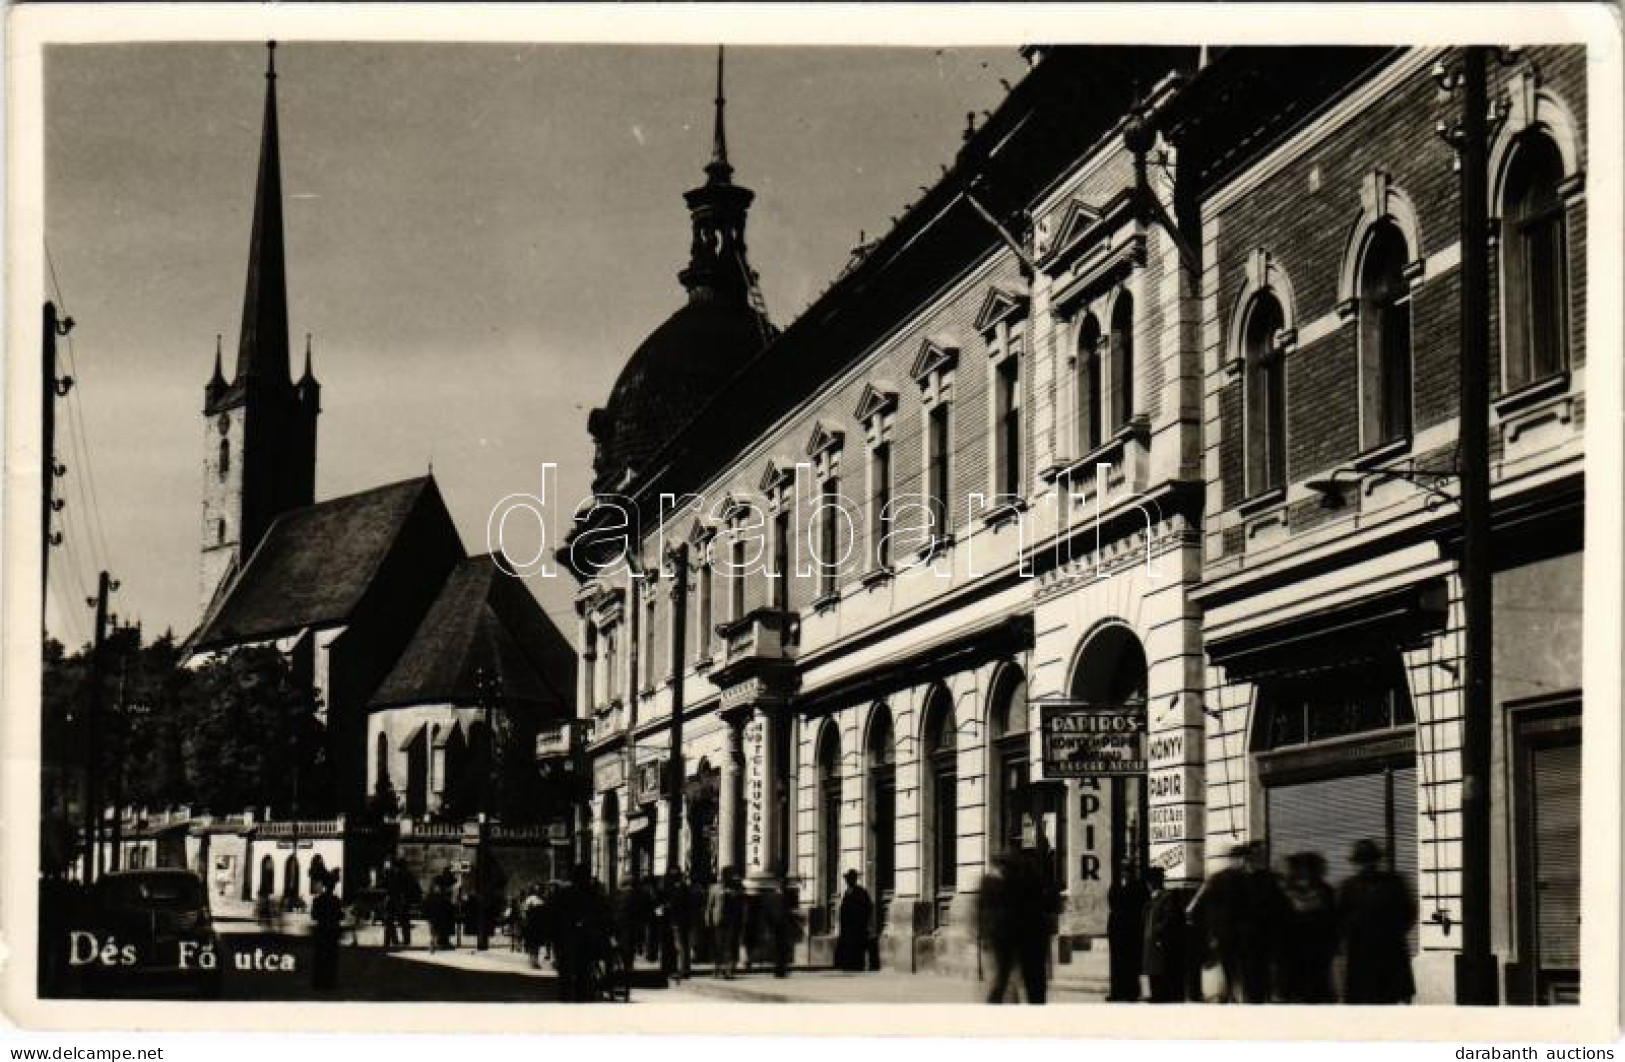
<box><xmin>1078</xmin><ymin>314</ymin><xmax>1104</xmax><ymax>453</ymax></box>
<box><xmin>257</xmin><ymin>854</ymin><xmax>275</xmax><ymax>898</ymax></box>
<box><xmin>283</xmin><ymin>854</ymin><xmax>302</xmax><ymax>907</ymax></box>
<box><xmin>218</xmin><ymin>438</ymin><xmax>230</xmax><ymax>481</ymax></box>
<box><xmin>1243</xmin><ymin>292</ymin><xmax>1287</xmax><ymax>495</ymax></box>
<box><xmin>1358</xmin><ymin>221</ymin><xmax>1413</xmax><ymax>446</ymax></box>
<box><xmin>1110</xmin><ymin>292</ymin><xmax>1135</xmax><ymax>431</ymax></box>
<box><xmin>864</xmin><ymin>705</ymin><xmax>896</xmax><ymax>916</ymax></box>
<box><xmin>374</xmin><ymin>732</ymin><xmax>390</xmax><ymax>795</ymax></box>
<box><xmin>816</xmin><ymin>723</ymin><xmax>843</xmax><ymax>915</ymax></box>
<box><xmin>921</xmin><ymin>688</ymin><xmax>958</xmax><ymax>924</ymax></box>
<box><xmin>1502</xmin><ymin>133</ymin><xmax>1569</xmax><ymax>389</ymax></box>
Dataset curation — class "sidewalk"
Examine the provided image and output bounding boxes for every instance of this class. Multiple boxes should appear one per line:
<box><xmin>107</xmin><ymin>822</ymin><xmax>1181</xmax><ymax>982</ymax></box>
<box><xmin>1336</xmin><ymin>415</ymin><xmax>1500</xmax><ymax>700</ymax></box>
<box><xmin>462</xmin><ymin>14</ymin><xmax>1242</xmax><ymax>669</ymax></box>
<box><xmin>654</xmin><ymin>969</ymin><xmax>1107</xmax><ymax>1005</ymax></box>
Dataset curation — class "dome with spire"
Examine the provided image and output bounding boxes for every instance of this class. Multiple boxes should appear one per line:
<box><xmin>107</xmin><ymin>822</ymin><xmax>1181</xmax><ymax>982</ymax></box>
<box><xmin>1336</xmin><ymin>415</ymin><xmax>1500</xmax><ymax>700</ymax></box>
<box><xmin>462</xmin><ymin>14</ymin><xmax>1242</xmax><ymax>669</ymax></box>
<box><xmin>590</xmin><ymin>48</ymin><xmax>773</xmax><ymax>491</ymax></box>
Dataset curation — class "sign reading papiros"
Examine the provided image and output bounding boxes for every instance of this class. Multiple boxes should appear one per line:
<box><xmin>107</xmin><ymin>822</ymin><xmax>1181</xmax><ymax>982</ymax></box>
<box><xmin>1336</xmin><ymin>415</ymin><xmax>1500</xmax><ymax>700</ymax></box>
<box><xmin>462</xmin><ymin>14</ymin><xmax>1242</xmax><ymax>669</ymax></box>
<box><xmin>1038</xmin><ymin>701</ymin><xmax>1147</xmax><ymax>778</ymax></box>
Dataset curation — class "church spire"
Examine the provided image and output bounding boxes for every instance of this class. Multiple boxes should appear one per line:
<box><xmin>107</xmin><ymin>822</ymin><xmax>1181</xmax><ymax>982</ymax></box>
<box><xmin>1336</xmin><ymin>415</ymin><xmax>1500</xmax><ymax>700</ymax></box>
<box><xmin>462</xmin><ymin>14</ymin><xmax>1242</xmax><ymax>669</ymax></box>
<box><xmin>234</xmin><ymin>40</ymin><xmax>290</xmax><ymax>386</ymax></box>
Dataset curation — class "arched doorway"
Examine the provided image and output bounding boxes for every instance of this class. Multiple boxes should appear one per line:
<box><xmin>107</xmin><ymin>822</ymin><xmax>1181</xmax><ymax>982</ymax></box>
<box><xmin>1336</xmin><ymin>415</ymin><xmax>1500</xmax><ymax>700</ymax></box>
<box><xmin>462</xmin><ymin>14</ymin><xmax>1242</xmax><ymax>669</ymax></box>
<box><xmin>309</xmin><ymin>853</ymin><xmax>329</xmax><ymax>894</ymax></box>
<box><xmin>920</xmin><ymin>686</ymin><xmax>957</xmax><ymax>930</ymax></box>
<box><xmin>257</xmin><ymin>853</ymin><xmax>274</xmax><ymax>898</ymax></box>
<box><xmin>816</xmin><ymin>722</ymin><xmax>843</xmax><ymax>916</ymax></box>
<box><xmin>864</xmin><ymin>704</ymin><xmax>896</xmax><ymax>940</ymax></box>
<box><xmin>1070</xmin><ymin>624</ymin><xmax>1150</xmax><ymax>879</ymax></box>
<box><xmin>988</xmin><ymin>664</ymin><xmax>1031</xmax><ymax>862</ymax></box>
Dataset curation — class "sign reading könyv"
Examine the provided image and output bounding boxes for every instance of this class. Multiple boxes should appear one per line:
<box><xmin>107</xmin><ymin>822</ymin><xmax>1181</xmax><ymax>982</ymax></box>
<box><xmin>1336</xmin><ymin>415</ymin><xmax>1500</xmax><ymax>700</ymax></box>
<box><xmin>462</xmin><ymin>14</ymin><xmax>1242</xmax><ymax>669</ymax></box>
<box><xmin>1038</xmin><ymin>701</ymin><xmax>1147</xmax><ymax>778</ymax></box>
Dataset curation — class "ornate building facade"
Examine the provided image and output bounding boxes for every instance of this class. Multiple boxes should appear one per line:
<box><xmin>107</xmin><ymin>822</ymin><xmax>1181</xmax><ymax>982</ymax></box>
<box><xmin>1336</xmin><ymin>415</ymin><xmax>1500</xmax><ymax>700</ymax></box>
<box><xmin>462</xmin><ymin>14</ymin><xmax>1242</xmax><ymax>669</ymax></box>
<box><xmin>564</xmin><ymin>44</ymin><xmax>1587</xmax><ymax>1001</ymax></box>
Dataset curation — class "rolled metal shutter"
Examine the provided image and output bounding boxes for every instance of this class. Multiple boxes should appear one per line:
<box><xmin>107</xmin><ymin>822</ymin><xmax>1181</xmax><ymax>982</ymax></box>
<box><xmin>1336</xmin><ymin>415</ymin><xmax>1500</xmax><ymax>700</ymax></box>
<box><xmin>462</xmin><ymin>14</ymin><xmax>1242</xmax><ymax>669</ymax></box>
<box><xmin>1390</xmin><ymin>765</ymin><xmax>1419</xmax><ymax>954</ymax></box>
<box><xmin>1265</xmin><ymin>771</ymin><xmax>1388</xmax><ymax>885</ymax></box>
<box><xmin>1531</xmin><ymin>741</ymin><xmax>1581</xmax><ymax>971</ymax></box>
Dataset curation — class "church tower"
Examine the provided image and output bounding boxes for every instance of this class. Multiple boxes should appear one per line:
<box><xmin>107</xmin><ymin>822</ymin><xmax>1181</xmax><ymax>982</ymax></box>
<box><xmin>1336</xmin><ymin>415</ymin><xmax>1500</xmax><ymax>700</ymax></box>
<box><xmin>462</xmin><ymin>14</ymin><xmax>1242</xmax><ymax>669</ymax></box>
<box><xmin>200</xmin><ymin>42</ymin><xmax>319</xmax><ymax>614</ymax></box>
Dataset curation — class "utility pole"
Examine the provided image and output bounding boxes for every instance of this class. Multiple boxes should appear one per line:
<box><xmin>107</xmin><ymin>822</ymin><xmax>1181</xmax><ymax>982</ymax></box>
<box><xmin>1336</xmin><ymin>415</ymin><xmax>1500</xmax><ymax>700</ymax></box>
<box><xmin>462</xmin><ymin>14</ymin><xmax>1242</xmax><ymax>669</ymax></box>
<box><xmin>1454</xmin><ymin>45</ymin><xmax>1498</xmax><ymax>1006</ymax></box>
<box><xmin>42</xmin><ymin>302</ymin><xmax>72</xmax><ymax>622</ymax></box>
<box><xmin>664</xmin><ymin>544</ymin><xmax>690</xmax><ymax>878</ymax></box>
<box><xmin>108</xmin><ymin>652</ymin><xmax>129</xmax><ymax>873</ymax></box>
<box><xmin>82</xmin><ymin>571</ymin><xmax>117</xmax><ymax>882</ymax></box>
<box><xmin>474</xmin><ymin>666</ymin><xmax>499</xmax><ymax>950</ymax></box>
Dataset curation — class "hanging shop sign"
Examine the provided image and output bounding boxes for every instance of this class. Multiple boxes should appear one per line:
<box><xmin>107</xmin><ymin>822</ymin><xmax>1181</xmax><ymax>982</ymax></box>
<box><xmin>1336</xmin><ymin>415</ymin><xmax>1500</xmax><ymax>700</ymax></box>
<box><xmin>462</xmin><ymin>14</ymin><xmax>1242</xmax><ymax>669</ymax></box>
<box><xmin>534</xmin><ymin>723</ymin><xmax>572</xmax><ymax>759</ymax></box>
<box><xmin>1038</xmin><ymin>701</ymin><xmax>1147</xmax><ymax>779</ymax></box>
<box><xmin>634</xmin><ymin>758</ymin><xmax>667</xmax><ymax>805</ymax></box>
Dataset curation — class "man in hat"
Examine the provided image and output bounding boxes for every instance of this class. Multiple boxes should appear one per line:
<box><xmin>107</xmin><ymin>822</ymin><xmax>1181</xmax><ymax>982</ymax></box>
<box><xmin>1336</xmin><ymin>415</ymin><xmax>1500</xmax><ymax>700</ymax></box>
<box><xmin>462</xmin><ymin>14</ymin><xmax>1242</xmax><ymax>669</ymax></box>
<box><xmin>834</xmin><ymin>869</ymin><xmax>874</xmax><ymax>972</ymax></box>
<box><xmin>1337</xmin><ymin>838</ymin><xmax>1416</xmax><ymax>1004</ymax></box>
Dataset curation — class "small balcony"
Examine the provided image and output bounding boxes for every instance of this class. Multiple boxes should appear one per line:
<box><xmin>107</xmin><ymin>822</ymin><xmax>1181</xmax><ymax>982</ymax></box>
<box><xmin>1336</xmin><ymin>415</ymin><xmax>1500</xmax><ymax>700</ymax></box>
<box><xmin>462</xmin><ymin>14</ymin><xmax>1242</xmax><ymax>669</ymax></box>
<box><xmin>711</xmin><ymin>608</ymin><xmax>800</xmax><ymax>691</ymax></box>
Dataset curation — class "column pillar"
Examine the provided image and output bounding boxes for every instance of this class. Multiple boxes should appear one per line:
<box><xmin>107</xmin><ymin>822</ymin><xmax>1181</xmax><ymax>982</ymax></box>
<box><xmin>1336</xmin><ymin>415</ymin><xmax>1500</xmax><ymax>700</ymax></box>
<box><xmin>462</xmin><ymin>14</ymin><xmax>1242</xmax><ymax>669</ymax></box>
<box><xmin>718</xmin><ymin>711</ymin><xmax>746</xmax><ymax>878</ymax></box>
<box><xmin>741</xmin><ymin>705</ymin><xmax>784</xmax><ymax>894</ymax></box>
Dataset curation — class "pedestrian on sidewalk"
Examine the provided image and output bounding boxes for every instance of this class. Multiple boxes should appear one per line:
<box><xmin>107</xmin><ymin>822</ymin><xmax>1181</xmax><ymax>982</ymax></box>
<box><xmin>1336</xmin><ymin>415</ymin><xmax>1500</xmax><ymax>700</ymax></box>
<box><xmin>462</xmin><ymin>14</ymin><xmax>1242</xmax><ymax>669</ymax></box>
<box><xmin>309</xmin><ymin>870</ymin><xmax>344</xmax><ymax>992</ymax></box>
<box><xmin>521</xmin><ymin>885</ymin><xmax>548</xmax><ymax>969</ymax></box>
<box><xmin>554</xmin><ymin>863</ymin><xmax>611</xmax><ymax>1002</ymax></box>
<box><xmin>706</xmin><ymin>866</ymin><xmax>744</xmax><ymax>979</ymax></box>
<box><xmin>424</xmin><ymin>881</ymin><xmax>455</xmax><ymax>954</ymax></box>
<box><xmin>1338</xmin><ymin>839</ymin><xmax>1416</xmax><ymax>1004</ymax></box>
<box><xmin>766</xmin><ymin>869</ymin><xmax>800</xmax><ymax>978</ymax></box>
<box><xmin>1188</xmin><ymin>841</ymin><xmax>1284</xmax><ymax>1003</ymax></box>
<box><xmin>1106</xmin><ymin>859</ymin><xmax>1150</xmax><ymax>1001</ymax></box>
<box><xmin>1141</xmin><ymin>866</ymin><xmax>1192</xmax><ymax>1002</ymax></box>
<box><xmin>660</xmin><ymin>870</ymin><xmax>695</xmax><ymax>980</ymax></box>
<box><xmin>383</xmin><ymin>858</ymin><xmax>420</xmax><ymax>951</ymax></box>
<box><xmin>1279</xmin><ymin>851</ymin><xmax>1338</xmax><ymax>1004</ymax></box>
<box><xmin>834</xmin><ymin>869</ymin><xmax>873</xmax><ymax>972</ymax></box>
<box><xmin>979</xmin><ymin>849</ymin><xmax>1058</xmax><ymax>1004</ymax></box>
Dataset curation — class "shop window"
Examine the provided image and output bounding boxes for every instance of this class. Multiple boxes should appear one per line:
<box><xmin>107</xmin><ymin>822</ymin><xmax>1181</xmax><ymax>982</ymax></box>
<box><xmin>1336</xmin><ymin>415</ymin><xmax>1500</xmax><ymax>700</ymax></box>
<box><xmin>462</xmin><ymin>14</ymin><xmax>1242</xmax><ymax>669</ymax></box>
<box><xmin>817</xmin><ymin>723</ymin><xmax>843</xmax><ymax>916</ymax></box>
<box><xmin>1253</xmin><ymin>656</ymin><xmax>1415</xmax><ymax>752</ymax></box>
<box><xmin>1501</xmin><ymin>134</ymin><xmax>1570</xmax><ymax>391</ymax></box>
<box><xmin>1243</xmin><ymin>292</ymin><xmax>1288</xmax><ymax>496</ymax></box>
<box><xmin>921</xmin><ymin>688</ymin><xmax>958</xmax><ymax>925</ymax></box>
<box><xmin>1358</xmin><ymin>221</ymin><xmax>1413</xmax><ymax>447</ymax></box>
<box><xmin>865</xmin><ymin>705</ymin><xmax>896</xmax><ymax>918</ymax></box>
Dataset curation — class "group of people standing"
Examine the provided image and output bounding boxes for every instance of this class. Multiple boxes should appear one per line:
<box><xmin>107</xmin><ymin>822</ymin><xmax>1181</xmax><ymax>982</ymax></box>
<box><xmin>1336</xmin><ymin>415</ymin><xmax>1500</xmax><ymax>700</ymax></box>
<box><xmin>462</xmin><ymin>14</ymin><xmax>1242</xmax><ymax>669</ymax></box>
<box><xmin>1106</xmin><ymin>838</ymin><xmax>1418</xmax><ymax>1005</ymax></box>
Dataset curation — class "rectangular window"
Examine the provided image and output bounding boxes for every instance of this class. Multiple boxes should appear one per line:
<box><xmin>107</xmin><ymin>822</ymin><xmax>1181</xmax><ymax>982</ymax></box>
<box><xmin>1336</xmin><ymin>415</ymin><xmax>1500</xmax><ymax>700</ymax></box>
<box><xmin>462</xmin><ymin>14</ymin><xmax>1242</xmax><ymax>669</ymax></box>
<box><xmin>773</xmin><ymin>509</ymin><xmax>791</xmax><ymax>611</ymax></box>
<box><xmin>928</xmin><ymin>403</ymin><xmax>951</xmax><ymax>537</ymax></box>
<box><xmin>604</xmin><ymin>625</ymin><xmax>619</xmax><ymax>701</ymax></box>
<box><xmin>1381</xmin><ymin>295</ymin><xmax>1413</xmax><ymax>442</ymax></box>
<box><xmin>730</xmin><ymin>537</ymin><xmax>746</xmax><ymax>622</ymax></box>
<box><xmin>643</xmin><ymin>595</ymin><xmax>657</xmax><ymax>688</ymax></box>
<box><xmin>995</xmin><ymin>356</ymin><xmax>1022</xmax><ymax>496</ymax></box>
<box><xmin>871</xmin><ymin>442</ymin><xmax>892</xmax><ymax>569</ymax></box>
<box><xmin>1522</xmin><ymin>212</ymin><xmax>1568</xmax><ymax>384</ymax></box>
<box><xmin>696</xmin><ymin>561</ymin><xmax>713</xmax><ymax>660</ymax></box>
<box><xmin>820</xmin><ymin>476</ymin><xmax>839</xmax><ymax>597</ymax></box>
<box><xmin>1247</xmin><ymin>354</ymin><xmax>1287</xmax><ymax>493</ymax></box>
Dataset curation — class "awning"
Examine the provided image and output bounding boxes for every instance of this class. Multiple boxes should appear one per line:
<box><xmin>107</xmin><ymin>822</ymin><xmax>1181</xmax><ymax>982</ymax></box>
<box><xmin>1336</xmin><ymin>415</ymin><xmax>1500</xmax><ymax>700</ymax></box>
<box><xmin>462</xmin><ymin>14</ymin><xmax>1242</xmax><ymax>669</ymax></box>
<box><xmin>1206</xmin><ymin>578</ymin><xmax>1447</xmax><ymax>679</ymax></box>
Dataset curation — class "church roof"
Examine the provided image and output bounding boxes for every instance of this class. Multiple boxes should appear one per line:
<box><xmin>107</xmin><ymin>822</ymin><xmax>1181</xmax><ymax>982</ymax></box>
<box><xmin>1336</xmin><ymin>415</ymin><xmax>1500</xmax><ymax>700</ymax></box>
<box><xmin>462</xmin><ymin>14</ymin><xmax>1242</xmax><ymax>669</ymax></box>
<box><xmin>368</xmin><ymin>554</ymin><xmax>574</xmax><ymax>716</ymax></box>
<box><xmin>192</xmin><ymin>476</ymin><xmax>447</xmax><ymax>649</ymax></box>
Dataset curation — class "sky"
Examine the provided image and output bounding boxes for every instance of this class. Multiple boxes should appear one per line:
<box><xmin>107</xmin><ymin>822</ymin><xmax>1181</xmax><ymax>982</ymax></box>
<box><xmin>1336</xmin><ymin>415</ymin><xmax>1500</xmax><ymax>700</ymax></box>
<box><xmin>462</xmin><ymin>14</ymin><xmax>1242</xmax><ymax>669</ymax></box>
<box><xmin>41</xmin><ymin>41</ymin><xmax>1029</xmax><ymax>648</ymax></box>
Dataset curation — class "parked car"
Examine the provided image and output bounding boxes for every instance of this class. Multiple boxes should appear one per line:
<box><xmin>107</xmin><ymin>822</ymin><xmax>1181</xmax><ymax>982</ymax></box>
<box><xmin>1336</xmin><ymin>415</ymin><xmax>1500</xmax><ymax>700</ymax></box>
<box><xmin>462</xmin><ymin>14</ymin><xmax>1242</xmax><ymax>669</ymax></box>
<box><xmin>81</xmin><ymin>869</ymin><xmax>222</xmax><ymax>997</ymax></box>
